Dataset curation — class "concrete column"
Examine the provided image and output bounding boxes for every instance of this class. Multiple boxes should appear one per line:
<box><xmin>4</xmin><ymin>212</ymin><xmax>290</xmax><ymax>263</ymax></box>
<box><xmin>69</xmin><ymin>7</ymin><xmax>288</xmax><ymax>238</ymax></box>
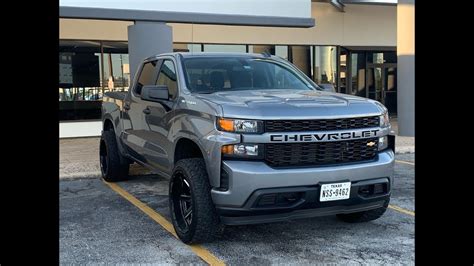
<box><xmin>397</xmin><ymin>0</ymin><xmax>415</xmax><ymax>136</ymax></box>
<box><xmin>128</xmin><ymin>21</ymin><xmax>173</xmax><ymax>81</ymax></box>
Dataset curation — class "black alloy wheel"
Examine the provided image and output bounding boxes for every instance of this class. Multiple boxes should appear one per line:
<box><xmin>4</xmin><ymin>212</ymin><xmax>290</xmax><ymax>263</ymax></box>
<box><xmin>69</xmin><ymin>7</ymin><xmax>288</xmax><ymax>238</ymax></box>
<box><xmin>170</xmin><ymin>171</ymin><xmax>193</xmax><ymax>233</ymax></box>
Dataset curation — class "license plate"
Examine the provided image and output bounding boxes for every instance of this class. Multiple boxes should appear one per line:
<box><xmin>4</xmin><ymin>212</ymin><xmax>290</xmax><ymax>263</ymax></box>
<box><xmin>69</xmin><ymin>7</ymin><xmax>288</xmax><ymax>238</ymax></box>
<box><xmin>320</xmin><ymin>182</ymin><xmax>351</xmax><ymax>202</ymax></box>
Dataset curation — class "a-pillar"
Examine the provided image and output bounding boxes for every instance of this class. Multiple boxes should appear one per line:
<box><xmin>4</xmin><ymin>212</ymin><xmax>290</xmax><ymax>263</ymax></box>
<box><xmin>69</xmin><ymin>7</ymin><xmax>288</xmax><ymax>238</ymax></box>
<box><xmin>128</xmin><ymin>21</ymin><xmax>173</xmax><ymax>81</ymax></box>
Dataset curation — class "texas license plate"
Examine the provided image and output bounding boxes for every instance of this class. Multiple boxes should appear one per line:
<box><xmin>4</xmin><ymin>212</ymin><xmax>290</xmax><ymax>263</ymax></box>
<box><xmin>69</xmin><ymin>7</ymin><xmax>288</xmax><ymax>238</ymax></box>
<box><xmin>320</xmin><ymin>182</ymin><xmax>351</xmax><ymax>202</ymax></box>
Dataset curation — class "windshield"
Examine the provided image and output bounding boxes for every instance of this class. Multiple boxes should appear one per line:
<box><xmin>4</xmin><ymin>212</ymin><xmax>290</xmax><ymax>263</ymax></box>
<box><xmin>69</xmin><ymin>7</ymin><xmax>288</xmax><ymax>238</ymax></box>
<box><xmin>182</xmin><ymin>57</ymin><xmax>319</xmax><ymax>93</ymax></box>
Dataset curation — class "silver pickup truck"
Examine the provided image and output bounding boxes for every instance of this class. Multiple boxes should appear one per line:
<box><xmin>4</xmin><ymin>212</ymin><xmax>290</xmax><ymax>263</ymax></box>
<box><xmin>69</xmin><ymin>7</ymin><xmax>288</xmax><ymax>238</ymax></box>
<box><xmin>101</xmin><ymin>52</ymin><xmax>395</xmax><ymax>244</ymax></box>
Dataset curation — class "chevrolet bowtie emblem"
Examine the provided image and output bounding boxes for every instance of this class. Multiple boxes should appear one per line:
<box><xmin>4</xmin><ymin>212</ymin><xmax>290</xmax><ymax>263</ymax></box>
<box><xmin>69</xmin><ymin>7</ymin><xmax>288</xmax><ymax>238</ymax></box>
<box><xmin>367</xmin><ymin>141</ymin><xmax>376</xmax><ymax>147</ymax></box>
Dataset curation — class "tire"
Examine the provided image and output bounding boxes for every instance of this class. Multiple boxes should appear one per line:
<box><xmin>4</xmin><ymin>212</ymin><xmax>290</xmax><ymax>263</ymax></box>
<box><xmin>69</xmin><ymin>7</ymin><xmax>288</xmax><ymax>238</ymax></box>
<box><xmin>336</xmin><ymin>198</ymin><xmax>389</xmax><ymax>223</ymax></box>
<box><xmin>169</xmin><ymin>158</ymin><xmax>224</xmax><ymax>244</ymax></box>
<box><xmin>99</xmin><ymin>130</ymin><xmax>130</xmax><ymax>182</ymax></box>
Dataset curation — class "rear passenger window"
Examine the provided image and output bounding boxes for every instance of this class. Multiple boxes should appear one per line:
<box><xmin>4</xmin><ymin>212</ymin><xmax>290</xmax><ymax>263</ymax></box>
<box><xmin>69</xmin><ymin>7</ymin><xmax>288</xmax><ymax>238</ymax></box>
<box><xmin>135</xmin><ymin>61</ymin><xmax>158</xmax><ymax>95</ymax></box>
<box><xmin>157</xmin><ymin>60</ymin><xmax>178</xmax><ymax>99</ymax></box>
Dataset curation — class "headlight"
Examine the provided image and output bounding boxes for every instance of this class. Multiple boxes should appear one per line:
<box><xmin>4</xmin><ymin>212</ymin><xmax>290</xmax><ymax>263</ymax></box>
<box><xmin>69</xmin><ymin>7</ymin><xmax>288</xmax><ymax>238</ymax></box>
<box><xmin>217</xmin><ymin>118</ymin><xmax>263</xmax><ymax>133</ymax></box>
<box><xmin>379</xmin><ymin>112</ymin><xmax>390</xmax><ymax>128</ymax></box>
<box><xmin>378</xmin><ymin>136</ymin><xmax>388</xmax><ymax>151</ymax></box>
<box><xmin>221</xmin><ymin>143</ymin><xmax>264</xmax><ymax>159</ymax></box>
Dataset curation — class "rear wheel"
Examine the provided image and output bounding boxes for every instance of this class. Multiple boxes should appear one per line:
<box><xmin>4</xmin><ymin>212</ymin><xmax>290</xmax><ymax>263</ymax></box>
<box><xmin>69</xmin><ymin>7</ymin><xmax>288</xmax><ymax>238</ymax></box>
<box><xmin>336</xmin><ymin>198</ymin><xmax>389</xmax><ymax>223</ymax></box>
<box><xmin>169</xmin><ymin>158</ymin><xmax>223</xmax><ymax>244</ymax></box>
<box><xmin>99</xmin><ymin>130</ymin><xmax>130</xmax><ymax>182</ymax></box>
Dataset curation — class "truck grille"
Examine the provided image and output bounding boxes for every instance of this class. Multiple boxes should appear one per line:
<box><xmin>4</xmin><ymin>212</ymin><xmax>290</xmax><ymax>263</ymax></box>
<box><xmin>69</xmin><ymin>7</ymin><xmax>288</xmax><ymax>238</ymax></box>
<box><xmin>264</xmin><ymin>138</ymin><xmax>378</xmax><ymax>167</ymax></box>
<box><xmin>264</xmin><ymin>116</ymin><xmax>379</xmax><ymax>132</ymax></box>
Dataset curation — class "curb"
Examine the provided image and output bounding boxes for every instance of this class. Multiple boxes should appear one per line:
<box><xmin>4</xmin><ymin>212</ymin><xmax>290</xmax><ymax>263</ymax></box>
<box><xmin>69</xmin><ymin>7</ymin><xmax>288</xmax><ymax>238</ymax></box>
<box><xmin>60</xmin><ymin>172</ymin><xmax>102</xmax><ymax>179</ymax></box>
<box><xmin>395</xmin><ymin>146</ymin><xmax>415</xmax><ymax>154</ymax></box>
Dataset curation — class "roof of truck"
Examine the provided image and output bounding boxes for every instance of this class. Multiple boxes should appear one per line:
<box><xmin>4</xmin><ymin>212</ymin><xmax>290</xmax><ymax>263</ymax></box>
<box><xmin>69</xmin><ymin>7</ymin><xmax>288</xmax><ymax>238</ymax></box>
<box><xmin>145</xmin><ymin>52</ymin><xmax>276</xmax><ymax>61</ymax></box>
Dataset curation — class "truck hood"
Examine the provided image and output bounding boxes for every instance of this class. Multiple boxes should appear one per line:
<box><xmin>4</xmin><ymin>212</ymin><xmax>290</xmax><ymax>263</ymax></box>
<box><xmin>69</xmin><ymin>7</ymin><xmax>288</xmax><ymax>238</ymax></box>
<box><xmin>195</xmin><ymin>89</ymin><xmax>386</xmax><ymax>119</ymax></box>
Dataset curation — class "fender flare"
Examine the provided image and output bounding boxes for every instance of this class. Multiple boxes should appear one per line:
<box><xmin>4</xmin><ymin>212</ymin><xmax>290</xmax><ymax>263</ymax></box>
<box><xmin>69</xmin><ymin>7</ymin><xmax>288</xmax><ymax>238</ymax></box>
<box><xmin>172</xmin><ymin>132</ymin><xmax>218</xmax><ymax>187</ymax></box>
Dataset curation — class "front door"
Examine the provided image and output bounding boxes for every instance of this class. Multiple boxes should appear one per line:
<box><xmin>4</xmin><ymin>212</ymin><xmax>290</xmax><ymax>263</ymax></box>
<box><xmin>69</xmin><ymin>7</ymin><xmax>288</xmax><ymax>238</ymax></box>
<box><xmin>121</xmin><ymin>60</ymin><xmax>160</xmax><ymax>162</ymax></box>
<box><xmin>367</xmin><ymin>64</ymin><xmax>397</xmax><ymax>114</ymax></box>
<box><xmin>141</xmin><ymin>59</ymin><xmax>179</xmax><ymax>174</ymax></box>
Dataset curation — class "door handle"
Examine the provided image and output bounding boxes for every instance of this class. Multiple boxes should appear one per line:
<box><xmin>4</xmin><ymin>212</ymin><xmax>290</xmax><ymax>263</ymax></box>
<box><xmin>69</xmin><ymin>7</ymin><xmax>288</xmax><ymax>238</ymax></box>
<box><xmin>123</xmin><ymin>103</ymin><xmax>130</xmax><ymax>110</ymax></box>
<box><xmin>143</xmin><ymin>108</ymin><xmax>151</xmax><ymax>115</ymax></box>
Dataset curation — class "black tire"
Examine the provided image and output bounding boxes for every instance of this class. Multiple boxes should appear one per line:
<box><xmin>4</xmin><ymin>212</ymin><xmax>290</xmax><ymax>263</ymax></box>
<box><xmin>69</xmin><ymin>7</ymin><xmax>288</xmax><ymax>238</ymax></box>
<box><xmin>169</xmin><ymin>158</ymin><xmax>224</xmax><ymax>244</ymax></box>
<box><xmin>336</xmin><ymin>198</ymin><xmax>389</xmax><ymax>223</ymax></box>
<box><xmin>99</xmin><ymin>130</ymin><xmax>130</xmax><ymax>182</ymax></box>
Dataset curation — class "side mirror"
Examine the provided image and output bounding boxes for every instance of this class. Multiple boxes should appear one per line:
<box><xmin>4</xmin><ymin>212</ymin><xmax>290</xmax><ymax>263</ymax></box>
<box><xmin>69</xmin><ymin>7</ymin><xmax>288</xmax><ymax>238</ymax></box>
<box><xmin>319</xmin><ymin>83</ymin><xmax>336</xmax><ymax>92</ymax></box>
<box><xmin>141</xmin><ymin>85</ymin><xmax>169</xmax><ymax>101</ymax></box>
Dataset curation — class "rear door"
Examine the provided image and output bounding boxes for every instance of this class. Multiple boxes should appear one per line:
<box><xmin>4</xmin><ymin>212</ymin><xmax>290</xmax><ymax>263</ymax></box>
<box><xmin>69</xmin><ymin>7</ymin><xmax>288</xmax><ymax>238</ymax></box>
<box><xmin>121</xmin><ymin>59</ymin><xmax>160</xmax><ymax>161</ymax></box>
<box><xmin>141</xmin><ymin>58</ymin><xmax>179</xmax><ymax>174</ymax></box>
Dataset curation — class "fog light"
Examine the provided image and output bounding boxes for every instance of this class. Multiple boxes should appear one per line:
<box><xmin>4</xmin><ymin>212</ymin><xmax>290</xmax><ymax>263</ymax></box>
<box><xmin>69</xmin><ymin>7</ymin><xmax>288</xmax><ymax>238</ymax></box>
<box><xmin>378</xmin><ymin>136</ymin><xmax>388</xmax><ymax>151</ymax></box>
<box><xmin>234</xmin><ymin>144</ymin><xmax>259</xmax><ymax>156</ymax></box>
<box><xmin>221</xmin><ymin>143</ymin><xmax>263</xmax><ymax>158</ymax></box>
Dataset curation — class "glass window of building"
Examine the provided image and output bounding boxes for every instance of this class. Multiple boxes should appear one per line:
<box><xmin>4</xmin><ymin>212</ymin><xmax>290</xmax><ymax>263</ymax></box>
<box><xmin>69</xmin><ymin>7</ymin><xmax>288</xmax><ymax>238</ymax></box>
<box><xmin>249</xmin><ymin>45</ymin><xmax>289</xmax><ymax>61</ymax></box>
<box><xmin>368</xmin><ymin>51</ymin><xmax>397</xmax><ymax>64</ymax></box>
<box><xmin>188</xmin><ymin>44</ymin><xmax>203</xmax><ymax>53</ymax></box>
<box><xmin>173</xmin><ymin>43</ymin><xmax>203</xmax><ymax>53</ymax></box>
<box><xmin>289</xmin><ymin>46</ymin><xmax>311</xmax><ymax>78</ymax></box>
<box><xmin>351</xmin><ymin>52</ymin><xmax>367</xmax><ymax>97</ymax></box>
<box><xmin>173</xmin><ymin>43</ymin><xmax>189</xmax><ymax>52</ymax></box>
<box><xmin>59</xmin><ymin>41</ymin><xmax>132</xmax><ymax>121</ymax></box>
<box><xmin>313</xmin><ymin>46</ymin><xmax>337</xmax><ymax>87</ymax></box>
<box><xmin>203</xmin><ymin>44</ymin><xmax>246</xmax><ymax>53</ymax></box>
<box><xmin>157</xmin><ymin>60</ymin><xmax>178</xmax><ymax>99</ymax></box>
<box><xmin>339</xmin><ymin>48</ymin><xmax>348</xmax><ymax>94</ymax></box>
<box><xmin>102</xmin><ymin>42</ymin><xmax>130</xmax><ymax>93</ymax></box>
<box><xmin>248</xmin><ymin>45</ymin><xmax>274</xmax><ymax>55</ymax></box>
<box><xmin>59</xmin><ymin>40</ymin><xmax>102</xmax><ymax>121</ymax></box>
<box><xmin>275</xmin><ymin>46</ymin><xmax>289</xmax><ymax>60</ymax></box>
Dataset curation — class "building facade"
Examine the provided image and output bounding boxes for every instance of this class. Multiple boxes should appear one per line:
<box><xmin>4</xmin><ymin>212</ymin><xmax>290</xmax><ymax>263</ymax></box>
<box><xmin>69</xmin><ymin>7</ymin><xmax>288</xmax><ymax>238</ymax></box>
<box><xmin>60</xmin><ymin>1</ymin><xmax>412</xmax><ymax>138</ymax></box>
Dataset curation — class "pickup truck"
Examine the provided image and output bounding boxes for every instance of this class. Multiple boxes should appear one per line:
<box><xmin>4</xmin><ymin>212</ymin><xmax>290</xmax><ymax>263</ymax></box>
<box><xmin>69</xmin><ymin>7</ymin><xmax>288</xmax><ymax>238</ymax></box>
<box><xmin>101</xmin><ymin>52</ymin><xmax>395</xmax><ymax>244</ymax></box>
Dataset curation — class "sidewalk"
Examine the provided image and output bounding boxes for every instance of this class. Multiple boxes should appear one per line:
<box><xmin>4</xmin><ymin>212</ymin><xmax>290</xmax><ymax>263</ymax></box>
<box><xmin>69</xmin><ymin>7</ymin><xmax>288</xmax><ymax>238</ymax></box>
<box><xmin>390</xmin><ymin>118</ymin><xmax>415</xmax><ymax>154</ymax></box>
<box><xmin>60</xmin><ymin>124</ymin><xmax>414</xmax><ymax>179</ymax></box>
<box><xmin>60</xmin><ymin>137</ymin><xmax>152</xmax><ymax>179</ymax></box>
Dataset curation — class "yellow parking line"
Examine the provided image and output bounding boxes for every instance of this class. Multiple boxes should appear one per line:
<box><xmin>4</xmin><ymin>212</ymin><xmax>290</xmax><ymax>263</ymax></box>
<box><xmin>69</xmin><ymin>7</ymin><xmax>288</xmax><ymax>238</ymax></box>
<box><xmin>103</xmin><ymin>180</ymin><xmax>225</xmax><ymax>266</ymax></box>
<box><xmin>395</xmin><ymin>160</ymin><xmax>415</xmax><ymax>166</ymax></box>
<box><xmin>388</xmin><ymin>204</ymin><xmax>415</xmax><ymax>216</ymax></box>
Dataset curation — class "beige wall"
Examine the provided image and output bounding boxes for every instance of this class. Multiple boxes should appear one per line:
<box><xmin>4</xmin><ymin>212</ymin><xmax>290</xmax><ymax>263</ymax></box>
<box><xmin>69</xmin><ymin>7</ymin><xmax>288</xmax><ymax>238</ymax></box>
<box><xmin>60</xmin><ymin>19</ymin><xmax>133</xmax><ymax>41</ymax></box>
<box><xmin>397</xmin><ymin>2</ymin><xmax>414</xmax><ymax>55</ymax></box>
<box><xmin>60</xmin><ymin>3</ymin><xmax>396</xmax><ymax>46</ymax></box>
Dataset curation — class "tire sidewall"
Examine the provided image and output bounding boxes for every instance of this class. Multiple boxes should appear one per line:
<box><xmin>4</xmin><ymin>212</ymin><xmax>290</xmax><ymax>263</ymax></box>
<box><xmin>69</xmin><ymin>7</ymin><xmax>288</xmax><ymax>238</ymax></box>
<box><xmin>169</xmin><ymin>158</ymin><xmax>221</xmax><ymax>244</ymax></box>
<box><xmin>100</xmin><ymin>130</ymin><xmax>129</xmax><ymax>182</ymax></box>
<box><xmin>100</xmin><ymin>135</ymin><xmax>110</xmax><ymax>178</ymax></box>
<box><xmin>169</xmin><ymin>166</ymin><xmax>198</xmax><ymax>242</ymax></box>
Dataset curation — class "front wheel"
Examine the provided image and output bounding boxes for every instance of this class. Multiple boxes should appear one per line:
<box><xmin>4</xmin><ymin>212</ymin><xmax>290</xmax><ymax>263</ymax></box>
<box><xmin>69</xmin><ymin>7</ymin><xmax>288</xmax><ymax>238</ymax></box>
<box><xmin>169</xmin><ymin>158</ymin><xmax>223</xmax><ymax>244</ymax></box>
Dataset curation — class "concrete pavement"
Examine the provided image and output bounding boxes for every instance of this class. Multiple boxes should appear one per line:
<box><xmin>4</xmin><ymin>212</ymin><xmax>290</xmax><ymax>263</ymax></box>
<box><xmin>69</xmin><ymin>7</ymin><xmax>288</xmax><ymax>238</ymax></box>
<box><xmin>60</xmin><ymin>153</ymin><xmax>415</xmax><ymax>264</ymax></box>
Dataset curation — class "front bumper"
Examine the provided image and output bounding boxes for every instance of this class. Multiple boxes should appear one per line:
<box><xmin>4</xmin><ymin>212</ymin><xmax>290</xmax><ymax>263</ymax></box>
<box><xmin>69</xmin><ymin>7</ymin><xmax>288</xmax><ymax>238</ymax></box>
<box><xmin>211</xmin><ymin>149</ymin><xmax>394</xmax><ymax>225</ymax></box>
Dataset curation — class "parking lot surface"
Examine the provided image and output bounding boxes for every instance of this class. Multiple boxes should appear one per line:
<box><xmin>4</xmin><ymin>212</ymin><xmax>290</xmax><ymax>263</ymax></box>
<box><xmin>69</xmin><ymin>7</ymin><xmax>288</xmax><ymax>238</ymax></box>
<box><xmin>60</xmin><ymin>153</ymin><xmax>414</xmax><ymax>264</ymax></box>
